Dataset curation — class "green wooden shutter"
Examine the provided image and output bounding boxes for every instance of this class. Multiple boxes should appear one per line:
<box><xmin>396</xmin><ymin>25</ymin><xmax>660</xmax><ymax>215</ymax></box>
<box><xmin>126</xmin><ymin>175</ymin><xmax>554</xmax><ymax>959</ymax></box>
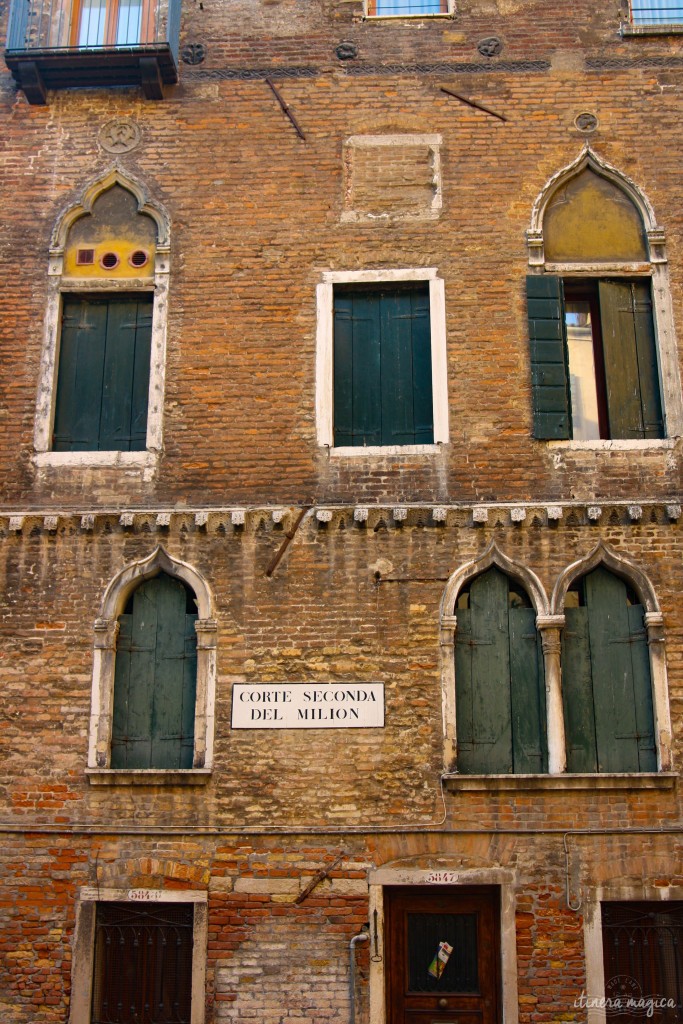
<box><xmin>562</xmin><ymin>568</ymin><xmax>656</xmax><ymax>774</ymax></box>
<box><xmin>455</xmin><ymin>569</ymin><xmax>513</xmax><ymax>774</ymax></box>
<box><xmin>509</xmin><ymin>606</ymin><xmax>547</xmax><ymax>773</ymax></box>
<box><xmin>53</xmin><ymin>298</ymin><xmax>108</xmax><ymax>450</ymax></box>
<box><xmin>526</xmin><ymin>275</ymin><xmax>571</xmax><ymax>439</ymax></box>
<box><xmin>333</xmin><ymin>286</ymin><xmax>433</xmax><ymax>446</ymax></box>
<box><xmin>99</xmin><ymin>298</ymin><xmax>152</xmax><ymax>451</ymax></box>
<box><xmin>111</xmin><ymin>574</ymin><xmax>197</xmax><ymax>770</ymax></box>
<box><xmin>333</xmin><ymin>291</ymin><xmax>382</xmax><ymax>446</ymax></box>
<box><xmin>563</xmin><ymin>606</ymin><xmax>599</xmax><ymax>773</ymax></box>
<box><xmin>599</xmin><ymin>281</ymin><xmax>663</xmax><ymax>440</ymax></box>
<box><xmin>380</xmin><ymin>287</ymin><xmax>433</xmax><ymax>445</ymax></box>
<box><xmin>53</xmin><ymin>295</ymin><xmax>152</xmax><ymax>453</ymax></box>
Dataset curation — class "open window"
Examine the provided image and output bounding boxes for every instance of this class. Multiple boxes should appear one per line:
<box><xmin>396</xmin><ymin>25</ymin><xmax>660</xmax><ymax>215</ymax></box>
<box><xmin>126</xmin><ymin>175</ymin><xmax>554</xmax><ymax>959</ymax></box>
<box><xmin>526</xmin><ymin>149</ymin><xmax>683</xmax><ymax>442</ymax></box>
<box><xmin>34</xmin><ymin>170</ymin><xmax>170</xmax><ymax>469</ymax></box>
<box><xmin>454</xmin><ymin>567</ymin><xmax>547</xmax><ymax>774</ymax></box>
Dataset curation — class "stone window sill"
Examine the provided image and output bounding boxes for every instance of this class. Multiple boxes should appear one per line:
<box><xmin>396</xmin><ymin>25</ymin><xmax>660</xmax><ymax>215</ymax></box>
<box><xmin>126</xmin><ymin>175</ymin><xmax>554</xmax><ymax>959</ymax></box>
<box><xmin>546</xmin><ymin>438</ymin><xmax>676</xmax><ymax>451</ymax></box>
<box><xmin>34</xmin><ymin>451</ymin><xmax>157</xmax><ymax>469</ymax></box>
<box><xmin>621</xmin><ymin>23</ymin><xmax>683</xmax><ymax>35</ymax></box>
<box><xmin>329</xmin><ymin>444</ymin><xmax>443</xmax><ymax>457</ymax></box>
<box><xmin>86</xmin><ymin>768</ymin><xmax>211</xmax><ymax>786</ymax></box>
<box><xmin>443</xmin><ymin>772</ymin><xmax>677</xmax><ymax>791</ymax></box>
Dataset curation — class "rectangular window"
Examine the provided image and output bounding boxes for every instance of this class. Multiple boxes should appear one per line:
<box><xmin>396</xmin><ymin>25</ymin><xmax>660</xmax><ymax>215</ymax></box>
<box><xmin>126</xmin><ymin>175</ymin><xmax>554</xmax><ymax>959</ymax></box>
<box><xmin>366</xmin><ymin>0</ymin><xmax>449</xmax><ymax>15</ymax></box>
<box><xmin>527</xmin><ymin>276</ymin><xmax>664</xmax><ymax>441</ymax></box>
<box><xmin>630</xmin><ymin>1</ymin><xmax>683</xmax><ymax>24</ymax></box>
<box><xmin>602</xmin><ymin>902</ymin><xmax>683</xmax><ymax>1021</ymax></box>
<box><xmin>92</xmin><ymin>902</ymin><xmax>194</xmax><ymax>1024</ymax></box>
<box><xmin>53</xmin><ymin>294</ymin><xmax>152</xmax><ymax>452</ymax></box>
<box><xmin>333</xmin><ymin>284</ymin><xmax>434</xmax><ymax>447</ymax></box>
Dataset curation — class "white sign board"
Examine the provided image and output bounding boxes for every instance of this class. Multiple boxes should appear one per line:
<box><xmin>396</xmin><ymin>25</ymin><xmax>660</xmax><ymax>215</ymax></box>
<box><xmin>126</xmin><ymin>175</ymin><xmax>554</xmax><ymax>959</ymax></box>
<box><xmin>231</xmin><ymin>683</ymin><xmax>385</xmax><ymax>729</ymax></box>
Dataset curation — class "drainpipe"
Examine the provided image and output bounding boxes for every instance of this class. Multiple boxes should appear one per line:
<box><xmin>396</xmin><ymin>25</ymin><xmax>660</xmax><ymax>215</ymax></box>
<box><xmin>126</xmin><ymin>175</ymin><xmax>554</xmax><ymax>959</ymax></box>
<box><xmin>349</xmin><ymin>929</ymin><xmax>369</xmax><ymax>1024</ymax></box>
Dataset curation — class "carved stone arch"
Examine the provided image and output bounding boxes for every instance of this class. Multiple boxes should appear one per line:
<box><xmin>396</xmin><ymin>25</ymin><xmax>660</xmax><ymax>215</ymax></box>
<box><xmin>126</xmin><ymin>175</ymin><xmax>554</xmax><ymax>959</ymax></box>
<box><xmin>88</xmin><ymin>548</ymin><xmax>217</xmax><ymax>779</ymax></box>
<box><xmin>551</xmin><ymin>541</ymin><xmax>660</xmax><ymax>615</ymax></box>
<box><xmin>101</xmin><ymin>546</ymin><xmax>213</xmax><ymax>620</ymax></box>
<box><xmin>50</xmin><ymin>165</ymin><xmax>170</xmax><ymax>253</ymax></box>
<box><xmin>528</xmin><ymin>145</ymin><xmax>660</xmax><ymax>245</ymax></box>
<box><xmin>440</xmin><ymin>540</ymin><xmax>550</xmax><ymax>620</ymax></box>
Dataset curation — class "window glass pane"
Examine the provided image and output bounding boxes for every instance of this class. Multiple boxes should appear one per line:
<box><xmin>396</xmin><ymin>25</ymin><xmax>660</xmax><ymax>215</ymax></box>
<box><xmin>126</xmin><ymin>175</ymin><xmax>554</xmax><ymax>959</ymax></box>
<box><xmin>116</xmin><ymin>0</ymin><xmax>143</xmax><ymax>44</ymax></box>
<box><xmin>565</xmin><ymin>300</ymin><xmax>601</xmax><ymax>441</ymax></box>
<box><xmin>375</xmin><ymin>0</ymin><xmax>444</xmax><ymax>13</ymax></box>
<box><xmin>407</xmin><ymin>913</ymin><xmax>479</xmax><ymax>992</ymax></box>
<box><xmin>78</xmin><ymin>0</ymin><xmax>106</xmax><ymax>45</ymax></box>
<box><xmin>631</xmin><ymin>1</ymin><xmax>683</xmax><ymax>24</ymax></box>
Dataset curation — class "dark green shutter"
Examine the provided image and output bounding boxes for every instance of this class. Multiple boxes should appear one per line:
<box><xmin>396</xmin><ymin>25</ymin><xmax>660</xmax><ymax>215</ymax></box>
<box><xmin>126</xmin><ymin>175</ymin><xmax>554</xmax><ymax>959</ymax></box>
<box><xmin>562</xmin><ymin>568</ymin><xmax>656</xmax><ymax>774</ymax></box>
<box><xmin>599</xmin><ymin>281</ymin><xmax>663</xmax><ymax>440</ymax></box>
<box><xmin>111</xmin><ymin>574</ymin><xmax>198</xmax><ymax>770</ymax></box>
<box><xmin>455</xmin><ymin>568</ymin><xmax>546</xmax><ymax>774</ymax></box>
<box><xmin>509</xmin><ymin>606</ymin><xmax>548</xmax><ymax>773</ymax></box>
<box><xmin>526</xmin><ymin>275</ymin><xmax>571</xmax><ymax>440</ymax></box>
<box><xmin>53</xmin><ymin>295</ymin><xmax>152</xmax><ymax>452</ymax></box>
<box><xmin>333</xmin><ymin>286</ymin><xmax>433</xmax><ymax>446</ymax></box>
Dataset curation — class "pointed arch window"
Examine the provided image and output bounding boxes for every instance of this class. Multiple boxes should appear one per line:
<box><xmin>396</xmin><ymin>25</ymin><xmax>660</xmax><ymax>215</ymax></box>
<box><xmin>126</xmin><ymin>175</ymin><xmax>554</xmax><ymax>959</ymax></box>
<box><xmin>526</xmin><ymin>152</ymin><xmax>683</xmax><ymax>443</ymax></box>
<box><xmin>34</xmin><ymin>170</ymin><xmax>170</xmax><ymax>469</ymax></box>
<box><xmin>562</xmin><ymin>567</ymin><xmax>657</xmax><ymax>773</ymax></box>
<box><xmin>454</xmin><ymin>567</ymin><xmax>548</xmax><ymax>774</ymax></box>
<box><xmin>87</xmin><ymin>549</ymin><xmax>217</xmax><ymax>784</ymax></box>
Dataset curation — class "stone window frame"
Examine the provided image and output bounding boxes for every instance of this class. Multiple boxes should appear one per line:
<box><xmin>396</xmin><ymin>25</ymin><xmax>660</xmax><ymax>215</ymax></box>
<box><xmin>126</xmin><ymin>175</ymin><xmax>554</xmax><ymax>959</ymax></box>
<box><xmin>582</xmin><ymin>883</ymin><xmax>683</xmax><ymax>1024</ymax></box>
<box><xmin>69</xmin><ymin>887</ymin><xmax>208</xmax><ymax>1024</ymax></box>
<box><xmin>367</xmin><ymin>866</ymin><xmax>519</xmax><ymax>1024</ymax></box>
<box><xmin>33</xmin><ymin>167</ymin><xmax>171</xmax><ymax>472</ymax></box>
<box><xmin>526</xmin><ymin>146</ymin><xmax>683</xmax><ymax>448</ymax></box>
<box><xmin>440</xmin><ymin>540</ymin><xmax>674</xmax><ymax>781</ymax></box>
<box><xmin>315</xmin><ymin>267</ymin><xmax>449</xmax><ymax>456</ymax></box>
<box><xmin>86</xmin><ymin>546</ymin><xmax>217</xmax><ymax>785</ymax></box>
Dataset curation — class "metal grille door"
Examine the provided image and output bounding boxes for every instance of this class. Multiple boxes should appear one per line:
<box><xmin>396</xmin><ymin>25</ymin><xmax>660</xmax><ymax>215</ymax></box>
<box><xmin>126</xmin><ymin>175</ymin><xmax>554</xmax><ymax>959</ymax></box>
<box><xmin>602</xmin><ymin>903</ymin><xmax>683</xmax><ymax>1023</ymax></box>
<box><xmin>91</xmin><ymin>902</ymin><xmax>194</xmax><ymax>1024</ymax></box>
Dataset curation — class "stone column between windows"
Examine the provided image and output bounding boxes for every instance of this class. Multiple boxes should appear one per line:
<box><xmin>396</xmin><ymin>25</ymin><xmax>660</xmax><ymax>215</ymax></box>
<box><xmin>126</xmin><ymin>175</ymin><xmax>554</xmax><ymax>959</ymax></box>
<box><xmin>644</xmin><ymin>611</ymin><xmax>671</xmax><ymax>771</ymax></box>
<box><xmin>536</xmin><ymin>614</ymin><xmax>566</xmax><ymax>775</ymax></box>
<box><xmin>194</xmin><ymin>618</ymin><xmax>218</xmax><ymax>769</ymax></box>
<box><xmin>92</xmin><ymin>617</ymin><xmax>120</xmax><ymax>768</ymax></box>
<box><xmin>439</xmin><ymin>614</ymin><xmax>458</xmax><ymax>769</ymax></box>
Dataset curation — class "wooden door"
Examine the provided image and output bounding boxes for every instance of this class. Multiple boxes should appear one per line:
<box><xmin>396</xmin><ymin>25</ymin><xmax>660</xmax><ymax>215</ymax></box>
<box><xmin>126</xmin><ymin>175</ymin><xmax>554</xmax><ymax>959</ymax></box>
<box><xmin>385</xmin><ymin>888</ymin><xmax>501</xmax><ymax>1024</ymax></box>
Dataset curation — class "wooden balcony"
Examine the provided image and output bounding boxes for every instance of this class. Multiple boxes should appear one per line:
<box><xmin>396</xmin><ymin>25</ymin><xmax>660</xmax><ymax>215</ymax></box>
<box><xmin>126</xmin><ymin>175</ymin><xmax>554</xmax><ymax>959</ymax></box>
<box><xmin>4</xmin><ymin>0</ymin><xmax>180</xmax><ymax>103</ymax></box>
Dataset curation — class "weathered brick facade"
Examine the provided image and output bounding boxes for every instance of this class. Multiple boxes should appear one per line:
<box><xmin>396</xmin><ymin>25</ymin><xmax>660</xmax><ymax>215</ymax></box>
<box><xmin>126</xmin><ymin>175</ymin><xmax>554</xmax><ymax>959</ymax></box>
<box><xmin>0</xmin><ymin>1</ymin><xmax>681</xmax><ymax>1022</ymax></box>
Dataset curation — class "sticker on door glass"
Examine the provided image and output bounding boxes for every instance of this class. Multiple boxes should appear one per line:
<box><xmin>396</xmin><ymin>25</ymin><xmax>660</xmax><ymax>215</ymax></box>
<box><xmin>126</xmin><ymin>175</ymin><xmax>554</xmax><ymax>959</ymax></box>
<box><xmin>427</xmin><ymin>940</ymin><xmax>453</xmax><ymax>979</ymax></box>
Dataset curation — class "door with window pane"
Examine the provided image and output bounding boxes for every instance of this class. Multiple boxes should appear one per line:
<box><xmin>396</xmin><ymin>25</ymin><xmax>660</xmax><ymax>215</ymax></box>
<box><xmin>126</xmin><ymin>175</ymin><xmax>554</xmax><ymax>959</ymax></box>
<box><xmin>385</xmin><ymin>888</ymin><xmax>501</xmax><ymax>1024</ymax></box>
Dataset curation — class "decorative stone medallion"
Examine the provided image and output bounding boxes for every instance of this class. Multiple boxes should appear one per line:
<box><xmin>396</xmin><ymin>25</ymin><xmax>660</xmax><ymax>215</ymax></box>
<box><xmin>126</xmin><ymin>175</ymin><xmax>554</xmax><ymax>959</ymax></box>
<box><xmin>477</xmin><ymin>36</ymin><xmax>503</xmax><ymax>58</ymax></box>
<box><xmin>574</xmin><ymin>111</ymin><xmax>599</xmax><ymax>133</ymax></box>
<box><xmin>98</xmin><ymin>118</ymin><xmax>142</xmax><ymax>154</ymax></box>
<box><xmin>336</xmin><ymin>41</ymin><xmax>358</xmax><ymax>61</ymax></box>
<box><xmin>182</xmin><ymin>42</ymin><xmax>207</xmax><ymax>65</ymax></box>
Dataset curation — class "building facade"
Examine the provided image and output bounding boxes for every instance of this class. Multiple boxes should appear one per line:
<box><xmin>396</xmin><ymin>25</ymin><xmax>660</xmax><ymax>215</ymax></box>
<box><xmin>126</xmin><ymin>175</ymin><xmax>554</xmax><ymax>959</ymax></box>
<box><xmin>0</xmin><ymin>1</ymin><xmax>682</xmax><ymax>1022</ymax></box>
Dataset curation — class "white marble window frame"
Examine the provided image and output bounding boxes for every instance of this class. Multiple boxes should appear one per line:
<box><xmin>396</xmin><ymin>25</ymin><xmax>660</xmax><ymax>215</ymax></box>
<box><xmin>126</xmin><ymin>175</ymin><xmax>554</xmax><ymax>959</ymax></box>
<box><xmin>315</xmin><ymin>268</ymin><xmax>449</xmax><ymax>455</ymax></box>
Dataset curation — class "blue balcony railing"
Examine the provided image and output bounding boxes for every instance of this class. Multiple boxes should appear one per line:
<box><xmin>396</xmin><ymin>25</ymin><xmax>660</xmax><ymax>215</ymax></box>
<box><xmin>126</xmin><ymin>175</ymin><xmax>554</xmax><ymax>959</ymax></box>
<box><xmin>5</xmin><ymin>0</ymin><xmax>181</xmax><ymax>102</ymax></box>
